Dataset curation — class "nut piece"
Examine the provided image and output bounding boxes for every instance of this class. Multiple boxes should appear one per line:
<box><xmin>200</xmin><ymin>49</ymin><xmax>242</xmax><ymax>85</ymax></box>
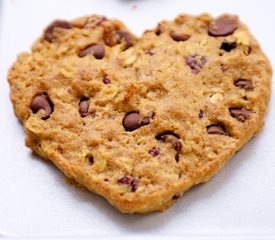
<box><xmin>210</xmin><ymin>93</ymin><xmax>224</xmax><ymax>103</ymax></box>
<box><xmin>119</xmin><ymin>48</ymin><xmax>137</xmax><ymax>66</ymax></box>
<box><xmin>233</xmin><ymin>30</ymin><xmax>250</xmax><ymax>46</ymax></box>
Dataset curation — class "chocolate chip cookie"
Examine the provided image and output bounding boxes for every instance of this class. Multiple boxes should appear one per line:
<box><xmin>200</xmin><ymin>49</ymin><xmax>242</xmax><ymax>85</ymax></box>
<box><xmin>8</xmin><ymin>14</ymin><xmax>272</xmax><ymax>213</ymax></box>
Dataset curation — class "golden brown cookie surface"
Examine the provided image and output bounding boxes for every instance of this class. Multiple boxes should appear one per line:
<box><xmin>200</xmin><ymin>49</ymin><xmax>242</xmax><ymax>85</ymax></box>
<box><xmin>8</xmin><ymin>14</ymin><xmax>272</xmax><ymax>213</ymax></box>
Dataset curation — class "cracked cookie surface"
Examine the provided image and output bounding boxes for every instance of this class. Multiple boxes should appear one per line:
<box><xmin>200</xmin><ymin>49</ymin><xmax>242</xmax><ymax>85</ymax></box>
<box><xmin>8</xmin><ymin>13</ymin><xmax>272</xmax><ymax>213</ymax></box>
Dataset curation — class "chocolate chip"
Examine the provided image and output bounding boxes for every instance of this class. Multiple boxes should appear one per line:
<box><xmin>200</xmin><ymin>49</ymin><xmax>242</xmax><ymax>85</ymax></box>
<box><xmin>78</xmin><ymin>44</ymin><xmax>105</xmax><ymax>59</ymax></box>
<box><xmin>81</xmin><ymin>16</ymin><xmax>107</xmax><ymax>28</ymax></box>
<box><xmin>185</xmin><ymin>54</ymin><xmax>207</xmax><ymax>74</ymax></box>
<box><xmin>30</xmin><ymin>94</ymin><xmax>53</xmax><ymax>120</ymax></box>
<box><xmin>200</xmin><ymin>56</ymin><xmax>207</xmax><ymax>66</ymax></box>
<box><xmin>229</xmin><ymin>108</ymin><xmax>251</xmax><ymax>122</ymax></box>
<box><xmin>91</xmin><ymin>111</ymin><xmax>96</xmax><ymax>118</ymax></box>
<box><xmin>103</xmin><ymin>76</ymin><xmax>111</xmax><ymax>84</ymax></box>
<box><xmin>118</xmin><ymin>176</ymin><xmax>138</xmax><ymax>192</ymax></box>
<box><xmin>149</xmin><ymin>148</ymin><xmax>160</xmax><ymax>157</ymax></box>
<box><xmin>208</xmin><ymin>15</ymin><xmax>238</xmax><ymax>37</ymax></box>
<box><xmin>79</xmin><ymin>98</ymin><xmax>89</xmax><ymax>117</ymax></box>
<box><xmin>155</xmin><ymin>23</ymin><xmax>163</xmax><ymax>35</ymax></box>
<box><xmin>117</xmin><ymin>30</ymin><xmax>133</xmax><ymax>49</ymax></box>
<box><xmin>220</xmin><ymin>63</ymin><xmax>228</xmax><ymax>71</ymax></box>
<box><xmin>207</xmin><ymin>125</ymin><xmax>228</xmax><ymax>135</ymax></box>
<box><xmin>93</xmin><ymin>16</ymin><xmax>108</xmax><ymax>27</ymax></box>
<box><xmin>234</xmin><ymin>79</ymin><xmax>253</xmax><ymax>90</ymax></box>
<box><xmin>44</xmin><ymin>20</ymin><xmax>73</xmax><ymax>42</ymax></box>
<box><xmin>118</xmin><ymin>176</ymin><xmax>131</xmax><ymax>184</ymax></box>
<box><xmin>220</xmin><ymin>39</ymin><xmax>237</xmax><ymax>52</ymax></box>
<box><xmin>87</xmin><ymin>155</ymin><xmax>94</xmax><ymax>165</ymax></box>
<box><xmin>185</xmin><ymin>56</ymin><xmax>200</xmax><ymax>74</ymax></box>
<box><xmin>157</xmin><ymin>133</ymin><xmax>181</xmax><ymax>162</ymax></box>
<box><xmin>145</xmin><ymin>50</ymin><xmax>155</xmax><ymax>56</ymax></box>
<box><xmin>123</xmin><ymin>112</ymin><xmax>142</xmax><ymax>131</ymax></box>
<box><xmin>123</xmin><ymin>112</ymin><xmax>153</xmax><ymax>131</ymax></box>
<box><xmin>170</xmin><ymin>31</ymin><xmax>190</xmax><ymax>41</ymax></box>
<box><xmin>174</xmin><ymin>141</ymin><xmax>181</xmax><ymax>162</ymax></box>
<box><xmin>244</xmin><ymin>46</ymin><xmax>252</xmax><ymax>55</ymax></box>
<box><xmin>130</xmin><ymin>178</ymin><xmax>138</xmax><ymax>192</ymax></box>
<box><xmin>57</xmin><ymin>146</ymin><xmax>64</xmax><ymax>153</ymax></box>
<box><xmin>199</xmin><ymin>110</ymin><xmax>204</xmax><ymax>119</ymax></box>
<box><xmin>172</xmin><ymin>194</ymin><xmax>180</xmax><ymax>200</ymax></box>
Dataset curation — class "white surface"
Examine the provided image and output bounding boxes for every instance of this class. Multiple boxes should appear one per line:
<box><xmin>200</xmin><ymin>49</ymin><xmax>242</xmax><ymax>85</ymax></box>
<box><xmin>0</xmin><ymin>0</ymin><xmax>275</xmax><ymax>238</ymax></box>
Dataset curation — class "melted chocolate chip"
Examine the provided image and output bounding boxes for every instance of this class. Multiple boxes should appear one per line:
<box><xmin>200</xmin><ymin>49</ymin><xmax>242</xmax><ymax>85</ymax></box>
<box><xmin>170</xmin><ymin>31</ymin><xmax>190</xmax><ymax>42</ymax></box>
<box><xmin>157</xmin><ymin>133</ymin><xmax>181</xmax><ymax>162</ymax></box>
<box><xmin>103</xmin><ymin>76</ymin><xmax>111</xmax><ymax>84</ymax></box>
<box><xmin>220</xmin><ymin>39</ymin><xmax>237</xmax><ymax>52</ymax></box>
<box><xmin>123</xmin><ymin>112</ymin><xmax>153</xmax><ymax>131</ymax></box>
<box><xmin>208</xmin><ymin>15</ymin><xmax>238</xmax><ymax>37</ymax></box>
<box><xmin>229</xmin><ymin>108</ymin><xmax>251</xmax><ymax>122</ymax></box>
<box><xmin>30</xmin><ymin>94</ymin><xmax>53</xmax><ymax>120</ymax></box>
<box><xmin>79</xmin><ymin>98</ymin><xmax>89</xmax><ymax>117</ymax></box>
<box><xmin>117</xmin><ymin>30</ymin><xmax>133</xmax><ymax>49</ymax></box>
<box><xmin>234</xmin><ymin>79</ymin><xmax>253</xmax><ymax>90</ymax></box>
<box><xmin>44</xmin><ymin>20</ymin><xmax>73</xmax><ymax>42</ymax></box>
<box><xmin>78</xmin><ymin>44</ymin><xmax>105</xmax><ymax>59</ymax></box>
<box><xmin>207</xmin><ymin>125</ymin><xmax>228</xmax><ymax>135</ymax></box>
<box><xmin>149</xmin><ymin>148</ymin><xmax>160</xmax><ymax>157</ymax></box>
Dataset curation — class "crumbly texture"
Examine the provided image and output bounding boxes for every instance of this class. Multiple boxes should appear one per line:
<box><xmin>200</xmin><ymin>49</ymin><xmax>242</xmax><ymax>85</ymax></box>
<box><xmin>8</xmin><ymin>14</ymin><xmax>272</xmax><ymax>213</ymax></box>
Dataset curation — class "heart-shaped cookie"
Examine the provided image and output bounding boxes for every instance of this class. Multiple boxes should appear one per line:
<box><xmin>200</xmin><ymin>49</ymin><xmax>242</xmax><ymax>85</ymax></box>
<box><xmin>8</xmin><ymin>13</ymin><xmax>272</xmax><ymax>213</ymax></box>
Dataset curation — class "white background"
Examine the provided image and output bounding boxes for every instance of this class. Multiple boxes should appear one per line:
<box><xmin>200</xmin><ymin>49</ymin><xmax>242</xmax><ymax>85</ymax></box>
<box><xmin>0</xmin><ymin>0</ymin><xmax>275</xmax><ymax>238</ymax></box>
